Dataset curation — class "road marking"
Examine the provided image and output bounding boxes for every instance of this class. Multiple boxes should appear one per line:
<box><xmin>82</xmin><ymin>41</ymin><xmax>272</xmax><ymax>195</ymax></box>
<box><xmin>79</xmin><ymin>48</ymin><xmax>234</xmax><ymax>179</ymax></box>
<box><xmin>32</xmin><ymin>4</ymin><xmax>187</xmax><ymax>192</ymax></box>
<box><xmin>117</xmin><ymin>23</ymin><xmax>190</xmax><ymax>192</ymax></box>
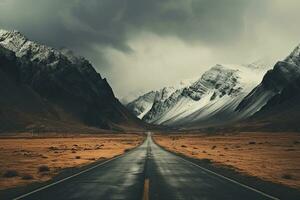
<box><xmin>142</xmin><ymin>178</ymin><xmax>149</xmax><ymax>200</ymax></box>
<box><xmin>176</xmin><ymin>156</ymin><xmax>280</xmax><ymax>200</ymax></box>
<box><xmin>13</xmin><ymin>146</ymin><xmax>140</xmax><ymax>200</ymax></box>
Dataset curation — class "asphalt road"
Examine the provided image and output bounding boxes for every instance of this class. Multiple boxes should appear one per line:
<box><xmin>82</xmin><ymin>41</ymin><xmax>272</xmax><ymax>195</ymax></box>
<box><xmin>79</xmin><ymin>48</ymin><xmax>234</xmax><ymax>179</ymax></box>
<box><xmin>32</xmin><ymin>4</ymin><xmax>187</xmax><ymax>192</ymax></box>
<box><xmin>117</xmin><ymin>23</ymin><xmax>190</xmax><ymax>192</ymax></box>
<box><xmin>6</xmin><ymin>133</ymin><xmax>286</xmax><ymax>200</ymax></box>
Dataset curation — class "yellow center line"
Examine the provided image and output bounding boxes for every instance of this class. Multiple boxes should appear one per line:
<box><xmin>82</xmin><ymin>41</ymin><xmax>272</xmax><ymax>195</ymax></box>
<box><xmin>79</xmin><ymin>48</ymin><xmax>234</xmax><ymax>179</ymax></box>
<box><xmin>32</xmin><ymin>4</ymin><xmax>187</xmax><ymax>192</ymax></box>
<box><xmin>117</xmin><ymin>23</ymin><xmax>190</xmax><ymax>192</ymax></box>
<box><xmin>142</xmin><ymin>178</ymin><xmax>149</xmax><ymax>200</ymax></box>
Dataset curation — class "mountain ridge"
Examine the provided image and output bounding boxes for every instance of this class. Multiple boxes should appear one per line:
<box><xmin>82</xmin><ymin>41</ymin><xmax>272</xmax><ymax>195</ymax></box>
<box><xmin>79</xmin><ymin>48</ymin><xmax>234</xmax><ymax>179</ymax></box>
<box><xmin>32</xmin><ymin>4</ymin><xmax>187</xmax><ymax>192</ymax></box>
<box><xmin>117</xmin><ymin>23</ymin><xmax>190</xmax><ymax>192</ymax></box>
<box><xmin>0</xmin><ymin>29</ymin><xmax>144</xmax><ymax>132</ymax></box>
<box><xmin>127</xmin><ymin>62</ymin><xmax>268</xmax><ymax>128</ymax></box>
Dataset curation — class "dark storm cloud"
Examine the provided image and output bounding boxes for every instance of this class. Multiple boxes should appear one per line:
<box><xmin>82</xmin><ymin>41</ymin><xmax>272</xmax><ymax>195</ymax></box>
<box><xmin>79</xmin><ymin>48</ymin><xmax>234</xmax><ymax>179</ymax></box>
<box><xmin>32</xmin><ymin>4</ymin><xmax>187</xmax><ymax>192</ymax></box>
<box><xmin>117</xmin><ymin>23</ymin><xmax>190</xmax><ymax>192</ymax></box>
<box><xmin>0</xmin><ymin>0</ymin><xmax>299</xmax><ymax>99</ymax></box>
<box><xmin>0</xmin><ymin>0</ymin><xmax>266</xmax><ymax>52</ymax></box>
<box><xmin>67</xmin><ymin>0</ymin><xmax>266</xmax><ymax>48</ymax></box>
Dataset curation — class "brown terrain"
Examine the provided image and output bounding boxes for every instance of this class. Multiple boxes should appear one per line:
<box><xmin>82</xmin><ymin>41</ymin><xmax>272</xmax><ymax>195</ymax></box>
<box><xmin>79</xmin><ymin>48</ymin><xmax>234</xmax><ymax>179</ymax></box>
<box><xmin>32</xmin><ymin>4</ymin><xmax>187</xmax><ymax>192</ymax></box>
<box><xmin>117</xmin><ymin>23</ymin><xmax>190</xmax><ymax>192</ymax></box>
<box><xmin>154</xmin><ymin>132</ymin><xmax>300</xmax><ymax>190</ymax></box>
<box><xmin>0</xmin><ymin>134</ymin><xmax>144</xmax><ymax>190</ymax></box>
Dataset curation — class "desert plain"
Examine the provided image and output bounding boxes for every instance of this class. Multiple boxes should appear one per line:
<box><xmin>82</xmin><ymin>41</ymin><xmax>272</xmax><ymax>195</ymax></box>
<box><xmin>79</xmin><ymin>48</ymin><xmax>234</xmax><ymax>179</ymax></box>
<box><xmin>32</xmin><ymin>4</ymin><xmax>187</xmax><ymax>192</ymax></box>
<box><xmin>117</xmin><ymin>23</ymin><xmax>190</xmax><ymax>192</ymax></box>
<box><xmin>0</xmin><ymin>133</ymin><xmax>144</xmax><ymax>190</ymax></box>
<box><xmin>154</xmin><ymin>132</ymin><xmax>300</xmax><ymax>189</ymax></box>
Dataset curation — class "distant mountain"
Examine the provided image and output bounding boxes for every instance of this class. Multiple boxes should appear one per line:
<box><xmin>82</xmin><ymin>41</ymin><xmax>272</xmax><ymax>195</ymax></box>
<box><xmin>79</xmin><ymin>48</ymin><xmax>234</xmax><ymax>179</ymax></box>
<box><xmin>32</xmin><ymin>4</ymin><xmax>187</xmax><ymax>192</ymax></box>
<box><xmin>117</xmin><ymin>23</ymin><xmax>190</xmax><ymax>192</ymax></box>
<box><xmin>0</xmin><ymin>29</ymin><xmax>143</xmax><ymax>132</ymax></box>
<box><xmin>126</xmin><ymin>91</ymin><xmax>156</xmax><ymax>119</ymax></box>
<box><xmin>127</xmin><ymin>62</ymin><xmax>268</xmax><ymax>128</ymax></box>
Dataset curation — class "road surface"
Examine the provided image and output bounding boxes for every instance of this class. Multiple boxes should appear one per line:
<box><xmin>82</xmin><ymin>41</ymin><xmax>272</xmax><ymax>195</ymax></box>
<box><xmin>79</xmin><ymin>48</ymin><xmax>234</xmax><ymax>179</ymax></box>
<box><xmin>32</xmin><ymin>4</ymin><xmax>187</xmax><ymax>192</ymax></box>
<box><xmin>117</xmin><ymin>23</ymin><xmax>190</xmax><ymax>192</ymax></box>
<box><xmin>6</xmin><ymin>133</ymin><xmax>284</xmax><ymax>200</ymax></box>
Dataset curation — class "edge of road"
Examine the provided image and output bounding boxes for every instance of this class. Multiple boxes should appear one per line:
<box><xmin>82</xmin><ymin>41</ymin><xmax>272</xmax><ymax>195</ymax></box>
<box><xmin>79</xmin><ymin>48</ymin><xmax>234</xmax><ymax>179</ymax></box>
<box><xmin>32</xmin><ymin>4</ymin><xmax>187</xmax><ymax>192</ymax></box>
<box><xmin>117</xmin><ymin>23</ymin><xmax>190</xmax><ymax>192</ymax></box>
<box><xmin>151</xmin><ymin>133</ymin><xmax>300</xmax><ymax>200</ymax></box>
<box><xmin>0</xmin><ymin>133</ymin><xmax>148</xmax><ymax>200</ymax></box>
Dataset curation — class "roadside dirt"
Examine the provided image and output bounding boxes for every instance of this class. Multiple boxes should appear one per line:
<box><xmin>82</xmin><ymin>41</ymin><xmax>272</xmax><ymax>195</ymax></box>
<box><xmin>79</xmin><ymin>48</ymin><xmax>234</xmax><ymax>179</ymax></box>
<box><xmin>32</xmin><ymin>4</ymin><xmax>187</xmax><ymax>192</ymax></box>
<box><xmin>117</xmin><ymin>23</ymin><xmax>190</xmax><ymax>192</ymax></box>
<box><xmin>0</xmin><ymin>134</ymin><xmax>144</xmax><ymax>190</ymax></box>
<box><xmin>154</xmin><ymin>132</ymin><xmax>300</xmax><ymax>190</ymax></box>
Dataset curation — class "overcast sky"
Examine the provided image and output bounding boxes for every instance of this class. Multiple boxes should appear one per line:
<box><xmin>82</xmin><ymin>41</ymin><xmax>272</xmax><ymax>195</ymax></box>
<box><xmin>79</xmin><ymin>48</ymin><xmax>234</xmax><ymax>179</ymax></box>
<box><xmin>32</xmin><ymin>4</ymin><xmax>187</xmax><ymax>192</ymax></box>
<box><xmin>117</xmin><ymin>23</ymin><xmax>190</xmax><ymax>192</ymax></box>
<box><xmin>0</xmin><ymin>0</ymin><xmax>300</xmax><ymax>101</ymax></box>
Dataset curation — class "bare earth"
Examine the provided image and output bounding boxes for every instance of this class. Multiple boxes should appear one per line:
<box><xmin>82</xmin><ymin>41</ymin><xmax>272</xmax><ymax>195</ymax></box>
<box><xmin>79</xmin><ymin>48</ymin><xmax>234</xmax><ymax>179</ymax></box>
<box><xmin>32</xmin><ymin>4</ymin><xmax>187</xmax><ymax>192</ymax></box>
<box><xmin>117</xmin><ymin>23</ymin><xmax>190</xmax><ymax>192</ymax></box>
<box><xmin>154</xmin><ymin>132</ymin><xmax>300</xmax><ymax>190</ymax></box>
<box><xmin>0</xmin><ymin>134</ymin><xmax>144</xmax><ymax>190</ymax></box>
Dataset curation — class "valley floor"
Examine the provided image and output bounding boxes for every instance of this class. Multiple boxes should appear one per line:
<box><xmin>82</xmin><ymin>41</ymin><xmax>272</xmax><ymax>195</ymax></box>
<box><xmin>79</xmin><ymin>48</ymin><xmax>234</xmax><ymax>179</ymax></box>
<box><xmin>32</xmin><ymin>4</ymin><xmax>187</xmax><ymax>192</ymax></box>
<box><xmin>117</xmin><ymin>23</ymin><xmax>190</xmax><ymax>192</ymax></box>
<box><xmin>0</xmin><ymin>134</ymin><xmax>144</xmax><ymax>190</ymax></box>
<box><xmin>153</xmin><ymin>132</ymin><xmax>300</xmax><ymax>190</ymax></box>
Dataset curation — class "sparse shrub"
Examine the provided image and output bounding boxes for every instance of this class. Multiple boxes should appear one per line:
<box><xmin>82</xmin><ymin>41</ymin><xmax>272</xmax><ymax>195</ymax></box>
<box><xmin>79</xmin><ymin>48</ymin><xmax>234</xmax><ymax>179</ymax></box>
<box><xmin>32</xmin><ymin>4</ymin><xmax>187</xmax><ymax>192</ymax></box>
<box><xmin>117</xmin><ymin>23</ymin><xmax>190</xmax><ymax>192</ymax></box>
<box><xmin>285</xmin><ymin>148</ymin><xmax>296</xmax><ymax>151</ymax></box>
<box><xmin>22</xmin><ymin>174</ymin><xmax>33</xmax><ymax>180</ymax></box>
<box><xmin>224</xmin><ymin>147</ymin><xmax>228</xmax><ymax>150</ymax></box>
<box><xmin>72</xmin><ymin>150</ymin><xmax>76</xmax><ymax>153</ymax></box>
<box><xmin>38</xmin><ymin>165</ymin><xmax>50</xmax><ymax>173</ymax></box>
<box><xmin>75</xmin><ymin>156</ymin><xmax>81</xmax><ymax>159</ymax></box>
<box><xmin>181</xmin><ymin>145</ymin><xmax>187</xmax><ymax>148</ymax></box>
<box><xmin>293</xmin><ymin>141</ymin><xmax>300</xmax><ymax>145</ymax></box>
<box><xmin>193</xmin><ymin>147</ymin><xmax>198</xmax><ymax>149</ymax></box>
<box><xmin>95</xmin><ymin>144</ymin><xmax>104</xmax><ymax>149</ymax></box>
<box><xmin>124</xmin><ymin>148</ymin><xmax>131</xmax><ymax>152</ymax></box>
<box><xmin>249</xmin><ymin>141</ymin><xmax>256</xmax><ymax>145</ymax></box>
<box><xmin>3</xmin><ymin>170</ymin><xmax>19</xmax><ymax>178</ymax></box>
<box><xmin>48</xmin><ymin>146</ymin><xmax>58</xmax><ymax>151</ymax></box>
<box><xmin>202</xmin><ymin>150</ymin><xmax>207</xmax><ymax>153</ymax></box>
<box><xmin>282</xmin><ymin>174</ymin><xmax>293</xmax><ymax>179</ymax></box>
<box><xmin>211</xmin><ymin>145</ymin><xmax>217</xmax><ymax>150</ymax></box>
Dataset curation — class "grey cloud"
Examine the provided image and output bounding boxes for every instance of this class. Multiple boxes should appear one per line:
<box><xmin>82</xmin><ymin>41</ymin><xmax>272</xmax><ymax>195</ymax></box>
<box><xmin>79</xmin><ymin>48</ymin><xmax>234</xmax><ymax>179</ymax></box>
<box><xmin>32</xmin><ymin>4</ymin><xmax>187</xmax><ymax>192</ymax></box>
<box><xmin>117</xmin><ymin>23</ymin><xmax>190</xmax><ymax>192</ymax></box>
<box><xmin>0</xmin><ymin>0</ymin><xmax>299</xmax><ymax>99</ymax></box>
<box><xmin>0</xmin><ymin>0</ymin><xmax>267</xmax><ymax>51</ymax></box>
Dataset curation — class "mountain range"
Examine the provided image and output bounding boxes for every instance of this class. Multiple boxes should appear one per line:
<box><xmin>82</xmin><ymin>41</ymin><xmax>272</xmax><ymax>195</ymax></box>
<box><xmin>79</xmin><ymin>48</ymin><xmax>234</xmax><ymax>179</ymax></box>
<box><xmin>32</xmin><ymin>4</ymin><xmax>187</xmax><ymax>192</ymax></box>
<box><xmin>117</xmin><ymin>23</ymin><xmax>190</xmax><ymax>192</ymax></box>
<box><xmin>0</xmin><ymin>30</ymin><xmax>143</xmax><ymax>133</ymax></box>
<box><xmin>127</xmin><ymin>44</ymin><xmax>300</xmax><ymax>131</ymax></box>
<box><xmin>1</xmin><ymin>29</ymin><xmax>300</xmax><ymax>133</ymax></box>
<box><xmin>127</xmin><ymin>62</ymin><xmax>268</xmax><ymax>128</ymax></box>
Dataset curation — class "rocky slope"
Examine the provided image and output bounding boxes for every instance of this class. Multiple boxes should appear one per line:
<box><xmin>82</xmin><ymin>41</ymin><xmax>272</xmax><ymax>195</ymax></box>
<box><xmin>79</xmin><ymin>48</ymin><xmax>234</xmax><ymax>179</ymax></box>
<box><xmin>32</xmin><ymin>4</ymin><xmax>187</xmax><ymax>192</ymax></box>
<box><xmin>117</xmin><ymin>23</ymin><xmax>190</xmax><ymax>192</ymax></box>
<box><xmin>0</xmin><ymin>29</ymin><xmax>143</xmax><ymax>132</ymax></box>
<box><xmin>0</xmin><ymin>45</ymin><xmax>65</xmax><ymax>132</ymax></box>
<box><xmin>236</xmin><ymin>44</ymin><xmax>300</xmax><ymax>117</ymax></box>
<box><xmin>238</xmin><ymin>44</ymin><xmax>300</xmax><ymax>131</ymax></box>
<box><xmin>128</xmin><ymin>63</ymin><xmax>268</xmax><ymax>128</ymax></box>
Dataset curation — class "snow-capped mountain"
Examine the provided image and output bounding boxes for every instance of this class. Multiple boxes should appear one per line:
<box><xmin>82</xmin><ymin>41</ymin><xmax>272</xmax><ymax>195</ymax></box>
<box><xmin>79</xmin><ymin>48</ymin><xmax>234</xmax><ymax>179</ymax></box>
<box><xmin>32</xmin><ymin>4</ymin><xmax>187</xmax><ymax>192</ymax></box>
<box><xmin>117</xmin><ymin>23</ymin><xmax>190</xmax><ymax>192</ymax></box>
<box><xmin>0</xmin><ymin>29</ymin><xmax>143</xmax><ymax>132</ymax></box>
<box><xmin>126</xmin><ymin>77</ymin><xmax>197</xmax><ymax>119</ymax></box>
<box><xmin>126</xmin><ymin>91</ymin><xmax>156</xmax><ymax>119</ymax></box>
<box><xmin>128</xmin><ymin>62</ymin><xmax>268</xmax><ymax>128</ymax></box>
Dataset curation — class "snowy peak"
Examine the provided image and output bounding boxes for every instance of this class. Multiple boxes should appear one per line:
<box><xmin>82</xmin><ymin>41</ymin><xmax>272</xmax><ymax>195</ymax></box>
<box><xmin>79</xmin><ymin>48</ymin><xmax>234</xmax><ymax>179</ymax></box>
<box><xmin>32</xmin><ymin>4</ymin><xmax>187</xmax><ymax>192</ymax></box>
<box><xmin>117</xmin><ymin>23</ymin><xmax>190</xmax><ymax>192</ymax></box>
<box><xmin>183</xmin><ymin>65</ymin><xmax>241</xmax><ymax>101</ymax></box>
<box><xmin>0</xmin><ymin>29</ymin><xmax>90</xmax><ymax>68</ymax></box>
<box><xmin>0</xmin><ymin>29</ymin><xmax>27</xmax><ymax>52</ymax></box>
<box><xmin>285</xmin><ymin>43</ymin><xmax>300</xmax><ymax>66</ymax></box>
<box><xmin>0</xmin><ymin>29</ymin><xmax>59</xmax><ymax>63</ymax></box>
